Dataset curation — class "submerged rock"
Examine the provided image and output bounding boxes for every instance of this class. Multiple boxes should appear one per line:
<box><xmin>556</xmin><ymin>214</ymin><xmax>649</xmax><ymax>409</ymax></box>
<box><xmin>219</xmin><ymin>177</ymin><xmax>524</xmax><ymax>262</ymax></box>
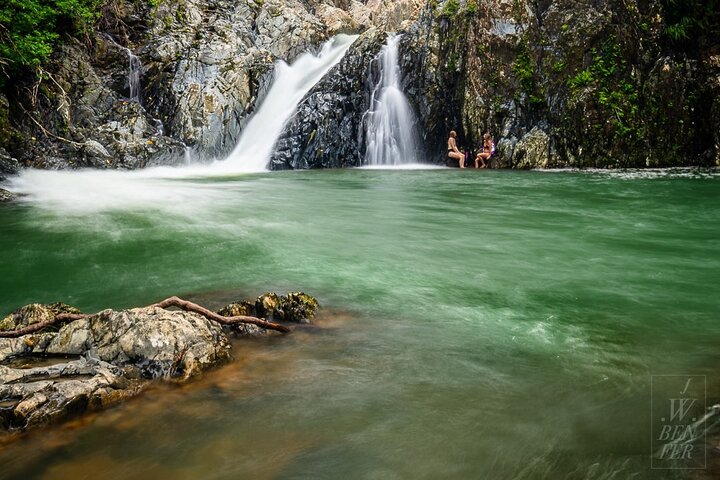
<box><xmin>1</xmin><ymin>291</ymin><xmax>319</xmax><ymax>433</ymax></box>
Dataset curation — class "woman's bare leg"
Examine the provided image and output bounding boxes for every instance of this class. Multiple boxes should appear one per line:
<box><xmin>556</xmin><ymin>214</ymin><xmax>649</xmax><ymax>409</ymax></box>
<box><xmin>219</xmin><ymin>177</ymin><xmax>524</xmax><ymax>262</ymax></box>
<box><xmin>450</xmin><ymin>152</ymin><xmax>465</xmax><ymax>168</ymax></box>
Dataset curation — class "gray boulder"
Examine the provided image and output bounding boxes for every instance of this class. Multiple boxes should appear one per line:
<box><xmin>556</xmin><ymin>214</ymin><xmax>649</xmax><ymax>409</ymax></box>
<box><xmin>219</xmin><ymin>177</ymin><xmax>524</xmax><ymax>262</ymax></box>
<box><xmin>0</xmin><ymin>188</ymin><xmax>15</xmax><ymax>203</ymax></box>
<box><xmin>46</xmin><ymin>307</ymin><xmax>232</xmax><ymax>379</ymax></box>
<box><xmin>0</xmin><ymin>149</ymin><xmax>19</xmax><ymax>180</ymax></box>
<box><xmin>0</xmin><ymin>306</ymin><xmax>232</xmax><ymax>432</ymax></box>
<box><xmin>0</xmin><ymin>356</ymin><xmax>139</xmax><ymax>430</ymax></box>
<box><xmin>511</xmin><ymin>127</ymin><xmax>552</xmax><ymax>169</ymax></box>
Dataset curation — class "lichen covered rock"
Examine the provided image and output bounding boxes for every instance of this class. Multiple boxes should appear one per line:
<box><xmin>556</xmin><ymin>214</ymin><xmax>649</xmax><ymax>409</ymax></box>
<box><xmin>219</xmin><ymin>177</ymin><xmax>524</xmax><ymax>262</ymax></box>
<box><xmin>223</xmin><ymin>292</ymin><xmax>320</xmax><ymax>323</ymax></box>
<box><xmin>45</xmin><ymin>307</ymin><xmax>232</xmax><ymax>379</ymax></box>
<box><xmin>0</xmin><ymin>357</ymin><xmax>140</xmax><ymax>430</ymax></box>
<box><xmin>0</xmin><ymin>305</ymin><xmax>233</xmax><ymax>432</ymax></box>
<box><xmin>0</xmin><ymin>303</ymin><xmax>81</xmax><ymax>332</ymax></box>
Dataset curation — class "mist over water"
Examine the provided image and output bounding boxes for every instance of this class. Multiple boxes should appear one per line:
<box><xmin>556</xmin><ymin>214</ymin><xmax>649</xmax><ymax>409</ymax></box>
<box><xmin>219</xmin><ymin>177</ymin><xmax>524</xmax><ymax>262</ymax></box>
<box><xmin>1</xmin><ymin>168</ymin><xmax>719</xmax><ymax>479</ymax></box>
<box><xmin>5</xmin><ymin>35</ymin><xmax>358</xmax><ymax>211</ymax></box>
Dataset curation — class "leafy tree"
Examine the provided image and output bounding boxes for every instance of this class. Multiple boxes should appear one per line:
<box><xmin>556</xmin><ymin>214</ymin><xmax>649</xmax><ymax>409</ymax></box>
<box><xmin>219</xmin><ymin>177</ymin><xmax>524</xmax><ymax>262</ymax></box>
<box><xmin>0</xmin><ymin>0</ymin><xmax>103</xmax><ymax>76</ymax></box>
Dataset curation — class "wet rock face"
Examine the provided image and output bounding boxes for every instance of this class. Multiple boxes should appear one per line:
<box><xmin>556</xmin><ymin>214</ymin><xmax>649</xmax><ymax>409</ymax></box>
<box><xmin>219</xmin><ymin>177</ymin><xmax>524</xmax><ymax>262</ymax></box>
<box><xmin>403</xmin><ymin>0</ymin><xmax>719</xmax><ymax>168</ymax></box>
<box><xmin>0</xmin><ymin>149</ymin><xmax>19</xmax><ymax>181</ymax></box>
<box><xmin>2</xmin><ymin>0</ymin><xmax>424</xmax><ymax>170</ymax></box>
<box><xmin>272</xmin><ymin>30</ymin><xmax>386</xmax><ymax>169</ymax></box>
<box><xmin>144</xmin><ymin>0</ymin><xmax>328</xmax><ymax>160</ymax></box>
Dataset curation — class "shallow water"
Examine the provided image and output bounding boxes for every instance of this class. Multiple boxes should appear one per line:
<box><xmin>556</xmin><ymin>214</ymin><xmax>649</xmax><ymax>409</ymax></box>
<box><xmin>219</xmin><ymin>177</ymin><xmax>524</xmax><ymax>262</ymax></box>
<box><xmin>1</xmin><ymin>167</ymin><xmax>719</xmax><ymax>479</ymax></box>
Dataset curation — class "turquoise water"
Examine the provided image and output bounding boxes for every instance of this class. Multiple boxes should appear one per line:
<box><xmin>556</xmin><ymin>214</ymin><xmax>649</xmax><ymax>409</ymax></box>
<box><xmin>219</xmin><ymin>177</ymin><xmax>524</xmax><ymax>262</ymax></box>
<box><xmin>1</xmin><ymin>168</ymin><xmax>719</xmax><ymax>478</ymax></box>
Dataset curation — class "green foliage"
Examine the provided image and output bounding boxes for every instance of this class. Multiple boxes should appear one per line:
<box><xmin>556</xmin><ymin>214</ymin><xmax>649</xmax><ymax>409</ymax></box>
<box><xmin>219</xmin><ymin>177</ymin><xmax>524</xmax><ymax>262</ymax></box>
<box><xmin>665</xmin><ymin>16</ymin><xmax>693</xmax><ymax>41</ymax></box>
<box><xmin>465</xmin><ymin>0</ymin><xmax>479</xmax><ymax>15</ymax></box>
<box><xmin>661</xmin><ymin>0</ymin><xmax>720</xmax><ymax>46</ymax></box>
<box><xmin>567</xmin><ymin>69</ymin><xmax>592</xmax><ymax>89</ymax></box>
<box><xmin>566</xmin><ymin>37</ymin><xmax>640</xmax><ymax>140</ymax></box>
<box><xmin>512</xmin><ymin>48</ymin><xmax>534</xmax><ymax>92</ymax></box>
<box><xmin>440</xmin><ymin>0</ymin><xmax>460</xmax><ymax>18</ymax></box>
<box><xmin>0</xmin><ymin>0</ymin><xmax>103</xmax><ymax>74</ymax></box>
<box><xmin>512</xmin><ymin>45</ymin><xmax>545</xmax><ymax>107</ymax></box>
<box><xmin>447</xmin><ymin>51</ymin><xmax>458</xmax><ymax>71</ymax></box>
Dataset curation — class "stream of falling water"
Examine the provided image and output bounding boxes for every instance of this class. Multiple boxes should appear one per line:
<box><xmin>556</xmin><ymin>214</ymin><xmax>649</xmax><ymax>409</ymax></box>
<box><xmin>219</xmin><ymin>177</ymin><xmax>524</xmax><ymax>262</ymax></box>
<box><xmin>222</xmin><ymin>34</ymin><xmax>358</xmax><ymax>172</ymax></box>
<box><xmin>364</xmin><ymin>34</ymin><xmax>420</xmax><ymax>167</ymax></box>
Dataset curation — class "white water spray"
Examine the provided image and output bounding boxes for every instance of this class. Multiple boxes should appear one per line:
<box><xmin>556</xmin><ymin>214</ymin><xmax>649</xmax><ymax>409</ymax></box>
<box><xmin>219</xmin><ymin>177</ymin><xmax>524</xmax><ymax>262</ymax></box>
<box><xmin>7</xmin><ymin>35</ymin><xmax>358</xmax><ymax>212</ymax></box>
<box><xmin>363</xmin><ymin>35</ymin><xmax>420</xmax><ymax>167</ymax></box>
<box><xmin>221</xmin><ymin>34</ymin><xmax>357</xmax><ymax>172</ymax></box>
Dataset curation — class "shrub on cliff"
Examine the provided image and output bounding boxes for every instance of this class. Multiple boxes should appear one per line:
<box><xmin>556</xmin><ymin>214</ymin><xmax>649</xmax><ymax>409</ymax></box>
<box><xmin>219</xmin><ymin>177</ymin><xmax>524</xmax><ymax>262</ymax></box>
<box><xmin>661</xmin><ymin>0</ymin><xmax>720</xmax><ymax>51</ymax></box>
<box><xmin>0</xmin><ymin>0</ymin><xmax>104</xmax><ymax>82</ymax></box>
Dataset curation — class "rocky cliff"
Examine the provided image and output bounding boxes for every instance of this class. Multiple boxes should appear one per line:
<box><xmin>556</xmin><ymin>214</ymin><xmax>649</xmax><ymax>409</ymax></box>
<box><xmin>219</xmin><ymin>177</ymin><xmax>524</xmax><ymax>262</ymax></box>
<box><xmin>0</xmin><ymin>0</ymin><xmax>717</xmax><ymax>170</ymax></box>
<box><xmin>0</xmin><ymin>0</ymin><xmax>422</xmax><ymax>169</ymax></box>
<box><xmin>401</xmin><ymin>0</ymin><xmax>720</xmax><ymax>168</ymax></box>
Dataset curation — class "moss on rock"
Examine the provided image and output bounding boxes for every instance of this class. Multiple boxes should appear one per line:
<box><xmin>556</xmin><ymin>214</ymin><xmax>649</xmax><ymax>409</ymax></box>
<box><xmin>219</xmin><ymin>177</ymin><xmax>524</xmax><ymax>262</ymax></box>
<box><xmin>0</xmin><ymin>303</ymin><xmax>81</xmax><ymax>332</ymax></box>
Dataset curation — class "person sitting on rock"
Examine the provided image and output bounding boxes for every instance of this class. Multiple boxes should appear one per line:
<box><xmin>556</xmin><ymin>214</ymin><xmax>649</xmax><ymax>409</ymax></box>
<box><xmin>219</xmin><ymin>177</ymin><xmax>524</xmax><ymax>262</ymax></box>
<box><xmin>475</xmin><ymin>133</ymin><xmax>493</xmax><ymax>169</ymax></box>
<box><xmin>448</xmin><ymin>131</ymin><xmax>465</xmax><ymax>168</ymax></box>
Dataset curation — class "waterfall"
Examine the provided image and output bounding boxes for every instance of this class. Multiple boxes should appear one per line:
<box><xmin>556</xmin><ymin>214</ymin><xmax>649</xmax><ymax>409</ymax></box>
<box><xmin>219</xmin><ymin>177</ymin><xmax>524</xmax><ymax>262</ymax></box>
<box><xmin>8</xmin><ymin>35</ymin><xmax>359</xmax><ymax>211</ymax></box>
<box><xmin>103</xmin><ymin>35</ymin><xmax>142</xmax><ymax>103</ymax></box>
<box><xmin>127</xmin><ymin>50</ymin><xmax>142</xmax><ymax>103</ymax></box>
<box><xmin>363</xmin><ymin>35</ymin><xmax>420</xmax><ymax>167</ymax></box>
<box><xmin>221</xmin><ymin>34</ymin><xmax>357</xmax><ymax>172</ymax></box>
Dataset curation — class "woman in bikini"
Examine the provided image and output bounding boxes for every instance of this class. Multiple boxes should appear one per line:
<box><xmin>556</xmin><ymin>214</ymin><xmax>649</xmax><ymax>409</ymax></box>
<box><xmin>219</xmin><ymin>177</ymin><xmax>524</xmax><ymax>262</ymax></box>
<box><xmin>448</xmin><ymin>131</ymin><xmax>465</xmax><ymax>168</ymax></box>
<box><xmin>475</xmin><ymin>133</ymin><xmax>492</xmax><ymax>169</ymax></box>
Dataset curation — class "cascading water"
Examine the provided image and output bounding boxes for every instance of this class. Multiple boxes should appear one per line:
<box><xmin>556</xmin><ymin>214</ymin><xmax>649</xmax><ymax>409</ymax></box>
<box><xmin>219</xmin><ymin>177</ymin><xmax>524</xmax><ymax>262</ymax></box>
<box><xmin>363</xmin><ymin>35</ymin><xmax>420</xmax><ymax>167</ymax></box>
<box><xmin>104</xmin><ymin>35</ymin><xmax>142</xmax><ymax>103</ymax></box>
<box><xmin>8</xmin><ymin>35</ymin><xmax>358</xmax><ymax>210</ymax></box>
<box><xmin>127</xmin><ymin>50</ymin><xmax>142</xmax><ymax>103</ymax></box>
<box><xmin>221</xmin><ymin>34</ymin><xmax>357</xmax><ymax>172</ymax></box>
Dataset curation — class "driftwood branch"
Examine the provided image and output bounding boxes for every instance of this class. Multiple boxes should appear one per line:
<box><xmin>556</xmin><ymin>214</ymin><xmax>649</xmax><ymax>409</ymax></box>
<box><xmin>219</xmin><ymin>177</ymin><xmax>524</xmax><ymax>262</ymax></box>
<box><xmin>0</xmin><ymin>297</ymin><xmax>290</xmax><ymax>339</ymax></box>
<box><xmin>149</xmin><ymin>296</ymin><xmax>291</xmax><ymax>333</ymax></box>
<box><xmin>0</xmin><ymin>314</ymin><xmax>89</xmax><ymax>339</ymax></box>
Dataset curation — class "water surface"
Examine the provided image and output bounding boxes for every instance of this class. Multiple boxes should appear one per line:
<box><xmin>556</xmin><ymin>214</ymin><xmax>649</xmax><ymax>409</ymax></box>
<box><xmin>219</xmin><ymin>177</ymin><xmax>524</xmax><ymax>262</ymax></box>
<box><xmin>1</xmin><ymin>168</ymin><xmax>719</xmax><ymax>479</ymax></box>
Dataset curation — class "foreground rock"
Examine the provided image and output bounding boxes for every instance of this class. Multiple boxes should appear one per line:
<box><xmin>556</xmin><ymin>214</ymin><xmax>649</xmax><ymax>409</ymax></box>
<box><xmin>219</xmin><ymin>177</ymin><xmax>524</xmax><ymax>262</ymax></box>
<box><xmin>218</xmin><ymin>292</ymin><xmax>320</xmax><ymax>327</ymax></box>
<box><xmin>0</xmin><ymin>357</ymin><xmax>139</xmax><ymax>430</ymax></box>
<box><xmin>0</xmin><ymin>307</ymin><xmax>231</xmax><ymax>431</ymax></box>
<box><xmin>0</xmin><ymin>292</ymin><xmax>318</xmax><ymax>433</ymax></box>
